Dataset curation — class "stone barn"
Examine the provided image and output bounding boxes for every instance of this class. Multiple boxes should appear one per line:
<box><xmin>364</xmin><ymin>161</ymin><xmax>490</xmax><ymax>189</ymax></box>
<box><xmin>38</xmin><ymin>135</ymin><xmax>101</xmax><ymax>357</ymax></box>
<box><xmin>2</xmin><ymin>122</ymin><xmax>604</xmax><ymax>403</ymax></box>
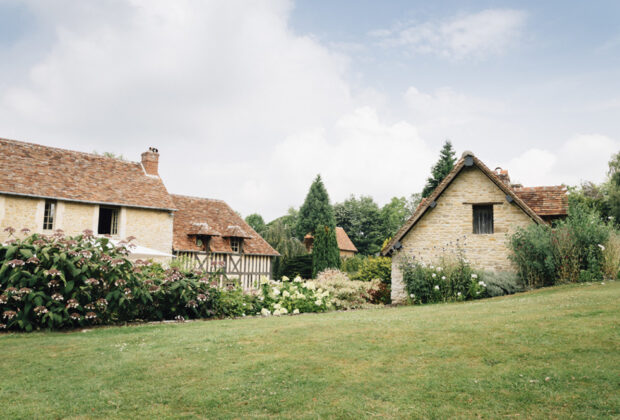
<box><xmin>382</xmin><ymin>151</ymin><xmax>567</xmax><ymax>304</ymax></box>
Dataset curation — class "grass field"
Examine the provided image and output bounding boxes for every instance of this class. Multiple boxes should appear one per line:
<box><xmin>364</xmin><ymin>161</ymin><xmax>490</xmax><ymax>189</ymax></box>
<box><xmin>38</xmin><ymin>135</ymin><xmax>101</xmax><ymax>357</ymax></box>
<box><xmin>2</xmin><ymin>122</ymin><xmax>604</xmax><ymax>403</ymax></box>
<box><xmin>1</xmin><ymin>282</ymin><xmax>619</xmax><ymax>419</ymax></box>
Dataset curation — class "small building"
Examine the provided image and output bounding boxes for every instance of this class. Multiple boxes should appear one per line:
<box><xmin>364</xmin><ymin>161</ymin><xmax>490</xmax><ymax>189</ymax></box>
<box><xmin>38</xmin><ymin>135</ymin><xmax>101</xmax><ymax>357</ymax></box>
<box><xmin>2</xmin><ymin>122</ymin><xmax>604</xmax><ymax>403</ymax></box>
<box><xmin>171</xmin><ymin>194</ymin><xmax>279</xmax><ymax>289</ymax></box>
<box><xmin>303</xmin><ymin>226</ymin><xmax>358</xmax><ymax>258</ymax></box>
<box><xmin>0</xmin><ymin>138</ymin><xmax>175</xmax><ymax>256</ymax></box>
<box><xmin>382</xmin><ymin>151</ymin><xmax>567</xmax><ymax>304</ymax></box>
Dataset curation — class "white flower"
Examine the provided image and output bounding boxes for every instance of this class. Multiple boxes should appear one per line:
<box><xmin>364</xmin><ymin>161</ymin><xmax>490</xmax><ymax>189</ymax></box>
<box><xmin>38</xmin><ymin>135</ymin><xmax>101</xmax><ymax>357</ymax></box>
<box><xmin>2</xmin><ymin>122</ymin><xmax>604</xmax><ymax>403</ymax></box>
<box><xmin>432</xmin><ymin>273</ymin><xmax>437</xmax><ymax>278</ymax></box>
<box><xmin>598</xmin><ymin>244</ymin><xmax>605</xmax><ymax>251</ymax></box>
<box><xmin>280</xmin><ymin>307</ymin><xmax>288</xmax><ymax>315</ymax></box>
<box><xmin>478</xmin><ymin>281</ymin><xmax>486</xmax><ymax>287</ymax></box>
<box><xmin>293</xmin><ymin>308</ymin><xmax>300</xmax><ymax>314</ymax></box>
<box><xmin>259</xmin><ymin>275</ymin><xmax>269</xmax><ymax>285</ymax></box>
<box><xmin>430</xmin><ymin>265</ymin><xmax>434</xmax><ymax>269</ymax></box>
<box><xmin>272</xmin><ymin>288</ymin><xmax>280</xmax><ymax>296</ymax></box>
<box><xmin>434</xmin><ymin>285</ymin><xmax>440</xmax><ymax>290</ymax></box>
<box><xmin>282</xmin><ymin>276</ymin><xmax>289</xmax><ymax>282</ymax></box>
<box><xmin>441</xmin><ymin>276</ymin><xmax>446</xmax><ymax>280</ymax></box>
<box><xmin>293</xmin><ymin>276</ymin><xmax>302</xmax><ymax>283</ymax></box>
<box><xmin>282</xmin><ymin>290</ymin><xmax>290</xmax><ymax>298</ymax></box>
<box><xmin>314</xmin><ymin>299</ymin><xmax>322</xmax><ymax>306</ymax></box>
<box><xmin>471</xmin><ymin>274</ymin><xmax>478</xmax><ymax>279</ymax></box>
<box><xmin>457</xmin><ymin>292</ymin><xmax>462</xmax><ymax>296</ymax></box>
<box><xmin>410</xmin><ymin>293</ymin><xmax>415</xmax><ymax>298</ymax></box>
<box><xmin>273</xmin><ymin>309</ymin><xmax>282</xmax><ymax>316</ymax></box>
<box><xmin>437</xmin><ymin>267</ymin><xmax>442</xmax><ymax>272</ymax></box>
<box><xmin>260</xmin><ymin>308</ymin><xmax>271</xmax><ymax>316</ymax></box>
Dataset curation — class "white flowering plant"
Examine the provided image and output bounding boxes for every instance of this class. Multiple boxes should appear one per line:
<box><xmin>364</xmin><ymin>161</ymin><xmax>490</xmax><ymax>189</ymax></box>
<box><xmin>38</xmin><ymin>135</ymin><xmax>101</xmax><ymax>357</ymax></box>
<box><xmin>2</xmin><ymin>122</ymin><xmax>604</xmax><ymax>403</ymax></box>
<box><xmin>253</xmin><ymin>276</ymin><xmax>331</xmax><ymax>316</ymax></box>
<box><xmin>400</xmin><ymin>255</ymin><xmax>485</xmax><ymax>304</ymax></box>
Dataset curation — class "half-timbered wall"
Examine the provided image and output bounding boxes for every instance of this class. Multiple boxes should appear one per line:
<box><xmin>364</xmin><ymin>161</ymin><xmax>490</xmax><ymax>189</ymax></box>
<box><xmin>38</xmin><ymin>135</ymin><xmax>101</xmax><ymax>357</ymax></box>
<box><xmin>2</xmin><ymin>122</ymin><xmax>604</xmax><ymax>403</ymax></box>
<box><xmin>174</xmin><ymin>251</ymin><xmax>273</xmax><ymax>290</ymax></box>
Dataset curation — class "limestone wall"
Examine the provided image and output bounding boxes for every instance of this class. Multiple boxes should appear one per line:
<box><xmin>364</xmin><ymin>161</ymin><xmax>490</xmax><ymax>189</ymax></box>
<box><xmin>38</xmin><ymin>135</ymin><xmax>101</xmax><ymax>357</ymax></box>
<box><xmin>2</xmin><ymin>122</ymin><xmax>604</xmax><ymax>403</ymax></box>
<box><xmin>391</xmin><ymin>167</ymin><xmax>535</xmax><ymax>303</ymax></box>
<box><xmin>0</xmin><ymin>194</ymin><xmax>173</xmax><ymax>255</ymax></box>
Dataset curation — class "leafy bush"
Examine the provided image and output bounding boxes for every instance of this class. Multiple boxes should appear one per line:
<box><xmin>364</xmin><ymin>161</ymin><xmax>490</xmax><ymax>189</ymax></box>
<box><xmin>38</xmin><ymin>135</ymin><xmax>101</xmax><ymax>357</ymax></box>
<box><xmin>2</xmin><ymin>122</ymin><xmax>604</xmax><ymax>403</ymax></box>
<box><xmin>400</xmin><ymin>257</ymin><xmax>486</xmax><ymax>304</ymax></box>
<box><xmin>278</xmin><ymin>254</ymin><xmax>312</xmax><ymax>280</ymax></box>
<box><xmin>0</xmin><ymin>229</ymin><xmax>151</xmax><ymax>331</ymax></box>
<box><xmin>254</xmin><ymin>276</ymin><xmax>331</xmax><ymax>315</ymax></box>
<box><xmin>601</xmin><ymin>231</ymin><xmax>620</xmax><ymax>280</ymax></box>
<box><xmin>313</xmin><ymin>269</ymin><xmax>387</xmax><ymax>309</ymax></box>
<box><xmin>480</xmin><ymin>271</ymin><xmax>524</xmax><ymax>297</ymax></box>
<box><xmin>509</xmin><ymin>203</ymin><xmax>612</xmax><ymax>286</ymax></box>
<box><xmin>340</xmin><ymin>255</ymin><xmax>365</xmax><ymax>276</ymax></box>
<box><xmin>353</xmin><ymin>256</ymin><xmax>392</xmax><ymax>284</ymax></box>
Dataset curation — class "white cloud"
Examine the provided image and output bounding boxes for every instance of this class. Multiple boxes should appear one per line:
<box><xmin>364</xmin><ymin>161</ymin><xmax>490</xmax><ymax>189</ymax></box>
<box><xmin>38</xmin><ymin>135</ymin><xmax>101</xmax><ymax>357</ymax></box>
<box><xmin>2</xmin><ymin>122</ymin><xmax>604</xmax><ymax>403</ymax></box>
<box><xmin>504</xmin><ymin>134</ymin><xmax>619</xmax><ymax>186</ymax></box>
<box><xmin>373</xmin><ymin>9</ymin><xmax>526</xmax><ymax>60</ymax></box>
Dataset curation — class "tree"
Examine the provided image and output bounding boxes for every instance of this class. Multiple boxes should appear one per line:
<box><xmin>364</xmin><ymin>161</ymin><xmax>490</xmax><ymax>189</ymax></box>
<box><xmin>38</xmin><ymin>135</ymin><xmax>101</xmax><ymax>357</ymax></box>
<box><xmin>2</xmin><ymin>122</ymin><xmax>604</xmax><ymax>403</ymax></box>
<box><xmin>334</xmin><ymin>195</ymin><xmax>383</xmax><ymax>255</ymax></box>
<box><xmin>380</xmin><ymin>193</ymin><xmax>421</xmax><ymax>238</ymax></box>
<box><xmin>262</xmin><ymin>210</ymin><xmax>307</xmax><ymax>279</ymax></box>
<box><xmin>422</xmin><ymin>140</ymin><xmax>457</xmax><ymax>198</ymax></box>
<box><xmin>607</xmin><ymin>151</ymin><xmax>620</xmax><ymax>225</ymax></box>
<box><xmin>295</xmin><ymin>175</ymin><xmax>336</xmax><ymax>239</ymax></box>
<box><xmin>244</xmin><ymin>213</ymin><xmax>266</xmax><ymax>235</ymax></box>
<box><xmin>311</xmin><ymin>224</ymin><xmax>340</xmax><ymax>277</ymax></box>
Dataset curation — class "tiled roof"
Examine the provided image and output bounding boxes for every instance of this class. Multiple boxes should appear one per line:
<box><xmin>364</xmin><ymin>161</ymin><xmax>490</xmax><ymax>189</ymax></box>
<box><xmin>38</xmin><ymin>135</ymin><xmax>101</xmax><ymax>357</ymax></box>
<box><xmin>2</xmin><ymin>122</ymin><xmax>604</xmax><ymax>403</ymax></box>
<box><xmin>223</xmin><ymin>225</ymin><xmax>253</xmax><ymax>238</ymax></box>
<box><xmin>171</xmin><ymin>194</ymin><xmax>279</xmax><ymax>256</ymax></box>
<box><xmin>514</xmin><ymin>186</ymin><xmax>568</xmax><ymax>216</ymax></box>
<box><xmin>187</xmin><ymin>223</ymin><xmax>221</xmax><ymax>236</ymax></box>
<box><xmin>303</xmin><ymin>227</ymin><xmax>358</xmax><ymax>253</ymax></box>
<box><xmin>0</xmin><ymin>137</ymin><xmax>175</xmax><ymax>210</ymax></box>
<box><xmin>382</xmin><ymin>151</ymin><xmax>546</xmax><ymax>256</ymax></box>
<box><xmin>335</xmin><ymin>227</ymin><xmax>358</xmax><ymax>252</ymax></box>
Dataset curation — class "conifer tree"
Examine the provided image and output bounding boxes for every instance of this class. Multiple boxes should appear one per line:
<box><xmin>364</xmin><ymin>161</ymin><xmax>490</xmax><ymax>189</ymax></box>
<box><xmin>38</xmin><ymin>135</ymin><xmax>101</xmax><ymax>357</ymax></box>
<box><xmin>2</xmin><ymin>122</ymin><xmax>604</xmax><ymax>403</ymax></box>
<box><xmin>295</xmin><ymin>175</ymin><xmax>336</xmax><ymax>239</ymax></box>
<box><xmin>312</xmin><ymin>224</ymin><xmax>340</xmax><ymax>277</ymax></box>
<box><xmin>422</xmin><ymin>140</ymin><xmax>457</xmax><ymax>198</ymax></box>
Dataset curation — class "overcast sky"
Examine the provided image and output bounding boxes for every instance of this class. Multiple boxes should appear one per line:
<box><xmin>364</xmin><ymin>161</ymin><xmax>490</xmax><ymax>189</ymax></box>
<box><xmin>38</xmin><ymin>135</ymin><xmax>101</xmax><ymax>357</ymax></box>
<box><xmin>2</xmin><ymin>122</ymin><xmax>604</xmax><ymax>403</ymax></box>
<box><xmin>1</xmin><ymin>0</ymin><xmax>619</xmax><ymax>220</ymax></box>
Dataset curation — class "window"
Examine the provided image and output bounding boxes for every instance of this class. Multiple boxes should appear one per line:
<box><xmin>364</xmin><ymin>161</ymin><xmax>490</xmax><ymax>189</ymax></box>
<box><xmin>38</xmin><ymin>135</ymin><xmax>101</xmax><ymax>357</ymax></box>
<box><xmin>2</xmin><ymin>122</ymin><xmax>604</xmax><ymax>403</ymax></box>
<box><xmin>43</xmin><ymin>200</ymin><xmax>56</xmax><ymax>230</ymax></box>
<box><xmin>230</xmin><ymin>238</ymin><xmax>242</xmax><ymax>253</ymax></box>
<box><xmin>98</xmin><ymin>207</ymin><xmax>119</xmax><ymax>235</ymax></box>
<box><xmin>195</xmin><ymin>236</ymin><xmax>210</xmax><ymax>252</ymax></box>
<box><xmin>473</xmin><ymin>205</ymin><xmax>494</xmax><ymax>234</ymax></box>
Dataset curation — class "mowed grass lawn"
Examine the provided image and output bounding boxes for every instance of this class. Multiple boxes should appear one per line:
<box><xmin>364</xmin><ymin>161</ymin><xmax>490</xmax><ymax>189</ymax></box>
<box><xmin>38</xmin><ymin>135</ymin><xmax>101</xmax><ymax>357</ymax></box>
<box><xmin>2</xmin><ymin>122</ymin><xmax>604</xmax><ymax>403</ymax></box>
<box><xmin>1</xmin><ymin>283</ymin><xmax>619</xmax><ymax>419</ymax></box>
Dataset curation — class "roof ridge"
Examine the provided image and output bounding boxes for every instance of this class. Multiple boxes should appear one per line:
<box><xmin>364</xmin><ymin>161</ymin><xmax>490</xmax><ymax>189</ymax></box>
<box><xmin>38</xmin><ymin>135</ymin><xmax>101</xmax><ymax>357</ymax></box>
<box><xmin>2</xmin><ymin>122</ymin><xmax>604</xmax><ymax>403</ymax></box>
<box><xmin>0</xmin><ymin>136</ymin><xmax>141</xmax><ymax>166</ymax></box>
<box><xmin>170</xmin><ymin>193</ymin><xmax>226</xmax><ymax>203</ymax></box>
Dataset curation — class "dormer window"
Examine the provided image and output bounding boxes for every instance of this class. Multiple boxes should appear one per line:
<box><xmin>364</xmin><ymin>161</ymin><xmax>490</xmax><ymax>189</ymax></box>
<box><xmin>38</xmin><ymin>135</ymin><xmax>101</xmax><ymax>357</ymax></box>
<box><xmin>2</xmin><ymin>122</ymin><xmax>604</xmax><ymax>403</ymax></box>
<box><xmin>230</xmin><ymin>238</ymin><xmax>242</xmax><ymax>253</ymax></box>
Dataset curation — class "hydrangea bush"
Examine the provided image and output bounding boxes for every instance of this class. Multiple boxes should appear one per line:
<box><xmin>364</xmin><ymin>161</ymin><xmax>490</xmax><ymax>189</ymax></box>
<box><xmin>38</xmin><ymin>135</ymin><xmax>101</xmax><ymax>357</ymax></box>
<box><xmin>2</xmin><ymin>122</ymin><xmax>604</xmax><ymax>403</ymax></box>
<box><xmin>0</xmin><ymin>228</ymin><xmax>150</xmax><ymax>331</ymax></box>
<box><xmin>313</xmin><ymin>269</ymin><xmax>386</xmax><ymax>309</ymax></box>
<box><xmin>253</xmin><ymin>275</ymin><xmax>331</xmax><ymax>316</ymax></box>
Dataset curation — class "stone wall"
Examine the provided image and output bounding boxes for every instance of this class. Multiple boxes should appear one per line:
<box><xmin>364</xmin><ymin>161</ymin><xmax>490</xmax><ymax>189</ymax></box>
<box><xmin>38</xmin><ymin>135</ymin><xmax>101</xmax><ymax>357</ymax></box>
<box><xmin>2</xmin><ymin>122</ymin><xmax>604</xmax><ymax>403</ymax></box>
<box><xmin>0</xmin><ymin>194</ymin><xmax>173</xmax><ymax>255</ymax></box>
<box><xmin>391</xmin><ymin>166</ymin><xmax>535</xmax><ymax>304</ymax></box>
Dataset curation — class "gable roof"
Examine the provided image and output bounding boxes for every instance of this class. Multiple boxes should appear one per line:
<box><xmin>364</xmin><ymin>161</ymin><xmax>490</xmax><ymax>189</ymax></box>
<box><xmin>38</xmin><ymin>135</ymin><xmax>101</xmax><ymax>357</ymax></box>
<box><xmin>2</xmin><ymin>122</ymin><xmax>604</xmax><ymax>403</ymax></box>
<box><xmin>335</xmin><ymin>227</ymin><xmax>358</xmax><ymax>252</ymax></box>
<box><xmin>513</xmin><ymin>186</ymin><xmax>568</xmax><ymax>217</ymax></box>
<box><xmin>382</xmin><ymin>151</ymin><xmax>548</xmax><ymax>256</ymax></box>
<box><xmin>304</xmin><ymin>226</ymin><xmax>358</xmax><ymax>253</ymax></box>
<box><xmin>0</xmin><ymin>137</ymin><xmax>175</xmax><ymax>211</ymax></box>
<box><xmin>171</xmin><ymin>194</ymin><xmax>279</xmax><ymax>256</ymax></box>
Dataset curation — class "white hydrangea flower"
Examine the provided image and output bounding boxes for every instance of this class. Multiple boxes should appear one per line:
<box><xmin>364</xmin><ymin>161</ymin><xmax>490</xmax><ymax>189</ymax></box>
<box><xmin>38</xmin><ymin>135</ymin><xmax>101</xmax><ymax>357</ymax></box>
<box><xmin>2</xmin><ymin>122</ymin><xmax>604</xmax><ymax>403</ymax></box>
<box><xmin>282</xmin><ymin>290</ymin><xmax>290</xmax><ymax>298</ymax></box>
<box><xmin>273</xmin><ymin>309</ymin><xmax>282</xmax><ymax>316</ymax></box>
<box><xmin>293</xmin><ymin>308</ymin><xmax>300</xmax><ymax>314</ymax></box>
<box><xmin>272</xmin><ymin>288</ymin><xmax>280</xmax><ymax>296</ymax></box>
<box><xmin>441</xmin><ymin>276</ymin><xmax>446</xmax><ymax>280</ymax></box>
<box><xmin>434</xmin><ymin>285</ymin><xmax>440</xmax><ymax>290</ymax></box>
<box><xmin>293</xmin><ymin>275</ymin><xmax>302</xmax><ymax>283</ymax></box>
<box><xmin>282</xmin><ymin>275</ymin><xmax>290</xmax><ymax>282</ymax></box>
<box><xmin>260</xmin><ymin>308</ymin><xmax>271</xmax><ymax>316</ymax></box>
<box><xmin>259</xmin><ymin>275</ymin><xmax>269</xmax><ymax>285</ymax></box>
<box><xmin>457</xmin><ymin>292</ymin><xmax>462</xmax><ymax>297</ymax></box>
<box><xmin>314</xmin><ymin>299</ymin><xmax>322</xmax><ymax>306</ymax></box>
<box><xmin>471</xmin><ymin>274</ymin><xmax>478</xmax><ymax>279</ymax></box>
<box><xmin>410</xmin><ymin>293</ymin><xmax>415</xmax><ymax>298</ymax></box>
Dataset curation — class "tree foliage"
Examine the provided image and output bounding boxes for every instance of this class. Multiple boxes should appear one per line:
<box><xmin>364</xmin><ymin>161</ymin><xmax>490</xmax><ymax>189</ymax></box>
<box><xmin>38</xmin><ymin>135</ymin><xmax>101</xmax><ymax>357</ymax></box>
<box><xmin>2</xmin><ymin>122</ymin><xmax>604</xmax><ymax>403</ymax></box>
<box><xmin>244</xmin><ymin>213</ymin><xmax>266</xmax><ymax>235</ymax></box>
<box><xmin>334</xmin><ymin>195</ymin><xmax>383</xmax><ymax>256</ymax></box>
<box><xmin>312</xmin><ymin>225</ymin><xmax>340</xmax><ymax>278</ymax></box>
<box><xmin>422</xmin><ymin>140</ymin><xmax>457</xmax><ymax>198</ymax></box>
<box><xmin>296</xmin><ymin>175</ymin><xmax>336</xmax><ymax>239</ymax></box>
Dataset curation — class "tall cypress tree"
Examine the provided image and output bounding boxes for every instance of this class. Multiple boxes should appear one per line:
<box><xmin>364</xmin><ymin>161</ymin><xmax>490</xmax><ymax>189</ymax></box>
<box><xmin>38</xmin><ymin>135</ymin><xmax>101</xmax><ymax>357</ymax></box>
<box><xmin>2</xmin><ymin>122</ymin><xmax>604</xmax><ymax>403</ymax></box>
<box><xmin>312</xmin><ymin>225</ymin><xmax>341</xmax><ymax>277</ymax></box>
<box><xmin>422</xmin><ymin>140</ymin><xmax>457</xmax><ymax>198</ymax></box>
<box><xmin>295</xmin><ymin>175</ymin><xmax>336</xmax><ymax>239</ymax></box>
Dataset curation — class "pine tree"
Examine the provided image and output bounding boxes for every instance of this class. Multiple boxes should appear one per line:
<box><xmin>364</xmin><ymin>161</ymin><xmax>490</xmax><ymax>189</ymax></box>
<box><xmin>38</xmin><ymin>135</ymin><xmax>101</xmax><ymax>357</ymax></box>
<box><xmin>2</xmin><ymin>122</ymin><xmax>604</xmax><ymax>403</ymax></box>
<box><xmin>295</xmin><ymin>175</ymin><xmax>336</xmax><ymax>239</ymax></box>
<box><xmin>312</xmin><ymin>225</ymin><xmax>341</xmax><ymax>277</ymax></box>
<box><xmin>422</xmin><ymin>140</ymin><xmax>457</xmax><ymax>198</ymax></box>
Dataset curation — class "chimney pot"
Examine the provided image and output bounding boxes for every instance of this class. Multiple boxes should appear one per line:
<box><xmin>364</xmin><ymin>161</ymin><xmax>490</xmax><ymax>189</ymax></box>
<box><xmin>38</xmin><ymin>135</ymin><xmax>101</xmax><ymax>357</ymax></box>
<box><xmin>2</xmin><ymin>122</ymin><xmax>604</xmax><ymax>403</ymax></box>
<box><xmin>141</xmin><ymin>147</ymin><xmax>159</xmax><ymax>176</ymax></box>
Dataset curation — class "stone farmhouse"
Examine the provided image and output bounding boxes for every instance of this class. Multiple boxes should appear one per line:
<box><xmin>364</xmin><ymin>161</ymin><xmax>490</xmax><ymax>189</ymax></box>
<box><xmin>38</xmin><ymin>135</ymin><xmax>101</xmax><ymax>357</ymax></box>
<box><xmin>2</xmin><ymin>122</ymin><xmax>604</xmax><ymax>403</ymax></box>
<box><xmin>0</xmin><ymin>138</ymin><xmax>279</xmax><ymax>285</ymax></box>
<box><xmin>303</xmin><ymin>226</ymin><xmax>358</xmax><ymax>258</ymax></box>
<box><xmin>382</xmin><ymin>151</ymin><xmax>567</xmax><ymax>304</ymax></box>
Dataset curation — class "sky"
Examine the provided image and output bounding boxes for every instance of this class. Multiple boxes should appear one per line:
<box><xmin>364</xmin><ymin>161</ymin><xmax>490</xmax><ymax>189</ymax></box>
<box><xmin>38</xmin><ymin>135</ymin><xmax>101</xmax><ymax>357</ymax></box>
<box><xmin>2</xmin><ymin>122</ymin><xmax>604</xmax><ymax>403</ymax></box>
<box><xmin>0</xmin><ymin>0</ymin><xmax>619</xmax><ymax>221</ymax></box>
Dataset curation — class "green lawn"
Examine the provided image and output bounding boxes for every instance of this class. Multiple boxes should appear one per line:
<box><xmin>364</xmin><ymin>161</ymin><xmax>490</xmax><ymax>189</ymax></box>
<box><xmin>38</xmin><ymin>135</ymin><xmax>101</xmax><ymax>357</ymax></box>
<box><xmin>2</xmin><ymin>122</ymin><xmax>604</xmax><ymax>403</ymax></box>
<box><xmin>1</xmin><ymin>282</ymin><xmax>619</xmax><ymax>419</ymax></box>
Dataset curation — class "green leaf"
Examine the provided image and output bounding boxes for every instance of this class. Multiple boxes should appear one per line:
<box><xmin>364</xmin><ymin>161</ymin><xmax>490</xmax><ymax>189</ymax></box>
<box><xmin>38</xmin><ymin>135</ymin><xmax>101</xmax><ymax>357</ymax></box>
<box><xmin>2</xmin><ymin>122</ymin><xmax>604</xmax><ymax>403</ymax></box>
<box><xmin>65</xmin><ymin>281</ymin><xmax>74</xmax><ymax>293</ymax></box>
<box><xmin>5</xmin><ymin>245</ymin><xmax>17</xmax><ymax>259</ymax></box>
<box><xmin>19</xmin><ymin>249</ymin><xmax>33</xmax><ymax>259</ymax></box>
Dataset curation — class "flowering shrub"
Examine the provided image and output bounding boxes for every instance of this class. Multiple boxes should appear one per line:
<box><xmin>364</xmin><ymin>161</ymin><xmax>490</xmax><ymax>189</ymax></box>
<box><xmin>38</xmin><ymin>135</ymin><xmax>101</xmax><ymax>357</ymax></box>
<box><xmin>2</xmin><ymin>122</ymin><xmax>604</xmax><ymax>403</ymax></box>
<box><xmin>0</xmin><ymin>229</ymin><xmax>150</xmax><ymax>331</ymax></box>
<box><xmin>313</xmin><ymin>269</ymin><xmax>386</xmax><ymax>309</ymax></box>
<box><xmin>350</xmin><ymin>256</ymin><xmax>392</xmax><ymax>284</ymax></box>
<box><xmin>400</xmin><ymin>257</ymin><xmax>485</xmax><ymax>304</ymax></box>
<box><xmin>254</xmin><ymin>275</ymin><xmax>331</xmax><ymax>316</ymax></box>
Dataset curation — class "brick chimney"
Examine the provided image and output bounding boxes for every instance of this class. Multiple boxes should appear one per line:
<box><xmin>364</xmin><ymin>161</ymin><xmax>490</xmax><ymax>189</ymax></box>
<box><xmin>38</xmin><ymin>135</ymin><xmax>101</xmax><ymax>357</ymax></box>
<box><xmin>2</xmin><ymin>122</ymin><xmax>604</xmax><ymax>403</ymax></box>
<box><xmin>494</xmin><ymin>167</ymin><xmax>511</xmax><ymax>185</ymax></box>
<box><xmin>141</xmin><ymin>147</ymin><xmax>159</xmax><ymax>176</ymax></box>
